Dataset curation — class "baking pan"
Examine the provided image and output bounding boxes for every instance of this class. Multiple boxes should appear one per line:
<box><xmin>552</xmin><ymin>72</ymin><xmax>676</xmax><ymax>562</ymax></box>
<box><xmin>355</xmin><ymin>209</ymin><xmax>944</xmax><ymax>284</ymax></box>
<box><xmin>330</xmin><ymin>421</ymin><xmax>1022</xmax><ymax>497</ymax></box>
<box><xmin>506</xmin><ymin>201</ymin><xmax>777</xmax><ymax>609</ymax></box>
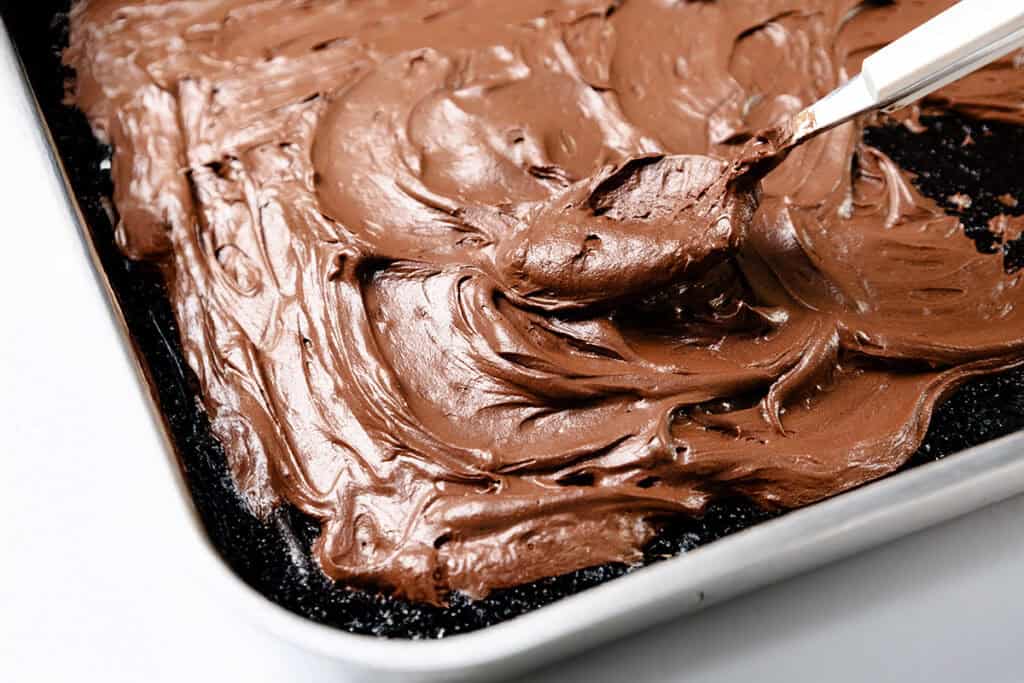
<box><xmin>5</xmin><ymin>2</ymin><xmax>1024</xmax><ymax>680</ymax></box>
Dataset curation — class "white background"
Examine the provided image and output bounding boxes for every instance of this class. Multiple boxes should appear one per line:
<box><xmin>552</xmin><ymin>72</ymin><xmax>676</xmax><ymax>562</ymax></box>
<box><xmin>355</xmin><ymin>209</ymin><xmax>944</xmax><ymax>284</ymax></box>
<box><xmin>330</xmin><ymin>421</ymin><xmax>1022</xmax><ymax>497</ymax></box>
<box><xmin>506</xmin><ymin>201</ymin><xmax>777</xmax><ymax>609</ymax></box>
<box><xmin>2</xmin><ymin>29</ymin><xmax>1023</xmax><ymax>683</ymax></box>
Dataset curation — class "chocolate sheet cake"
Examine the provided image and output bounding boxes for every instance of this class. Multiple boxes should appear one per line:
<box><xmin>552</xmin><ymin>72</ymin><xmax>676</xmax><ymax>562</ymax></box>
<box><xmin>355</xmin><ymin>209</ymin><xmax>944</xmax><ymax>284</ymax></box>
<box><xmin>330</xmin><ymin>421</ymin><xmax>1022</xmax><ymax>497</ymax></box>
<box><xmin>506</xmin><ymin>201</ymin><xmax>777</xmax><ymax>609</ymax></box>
<box><xmin>4</xmin><ymin>0</ymin><xmax>1024</xmax><ymax>638</ymax></box>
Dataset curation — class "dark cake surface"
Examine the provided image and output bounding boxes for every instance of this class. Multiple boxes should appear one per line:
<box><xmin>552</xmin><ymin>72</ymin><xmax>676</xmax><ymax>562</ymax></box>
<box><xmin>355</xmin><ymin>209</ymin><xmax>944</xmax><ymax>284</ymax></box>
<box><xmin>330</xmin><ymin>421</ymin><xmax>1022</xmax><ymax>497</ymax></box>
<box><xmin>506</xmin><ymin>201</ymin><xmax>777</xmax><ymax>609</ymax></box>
<box><xmin>3</xmin><ymin>0</ymin><xmax>1023</xmax><ymax>638</ymax></box>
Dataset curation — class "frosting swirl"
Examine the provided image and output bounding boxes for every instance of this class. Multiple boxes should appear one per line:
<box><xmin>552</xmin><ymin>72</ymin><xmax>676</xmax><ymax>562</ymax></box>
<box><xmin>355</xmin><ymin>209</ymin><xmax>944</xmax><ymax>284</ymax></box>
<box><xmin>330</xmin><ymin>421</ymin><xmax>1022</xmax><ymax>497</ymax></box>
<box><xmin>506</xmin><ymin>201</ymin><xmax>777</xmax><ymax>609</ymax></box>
<box><xmin>67</xmin><ymin>0</ymin><xmax>1024</xmax><ymax>604</ymax></box>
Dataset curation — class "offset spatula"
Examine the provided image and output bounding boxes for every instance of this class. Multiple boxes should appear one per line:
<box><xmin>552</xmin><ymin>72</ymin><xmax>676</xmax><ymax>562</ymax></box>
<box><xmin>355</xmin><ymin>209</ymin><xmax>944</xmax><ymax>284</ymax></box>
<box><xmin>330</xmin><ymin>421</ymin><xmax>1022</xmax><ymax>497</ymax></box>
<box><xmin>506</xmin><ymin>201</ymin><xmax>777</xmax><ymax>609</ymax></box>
<box><xmin>776</xmin><ymin>0</ymin><xmax>1024</xmax><ymax>152</ymax></box>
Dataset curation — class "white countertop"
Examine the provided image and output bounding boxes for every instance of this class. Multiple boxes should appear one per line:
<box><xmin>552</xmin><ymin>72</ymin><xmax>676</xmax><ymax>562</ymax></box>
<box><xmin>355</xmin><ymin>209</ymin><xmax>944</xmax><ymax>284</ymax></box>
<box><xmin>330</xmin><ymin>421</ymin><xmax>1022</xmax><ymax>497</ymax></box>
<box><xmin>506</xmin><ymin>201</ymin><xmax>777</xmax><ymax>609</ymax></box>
<box><xmin>2</xmin><ymin>30</ymin><xmax>1023</xmax><ymax>683</ymax></box>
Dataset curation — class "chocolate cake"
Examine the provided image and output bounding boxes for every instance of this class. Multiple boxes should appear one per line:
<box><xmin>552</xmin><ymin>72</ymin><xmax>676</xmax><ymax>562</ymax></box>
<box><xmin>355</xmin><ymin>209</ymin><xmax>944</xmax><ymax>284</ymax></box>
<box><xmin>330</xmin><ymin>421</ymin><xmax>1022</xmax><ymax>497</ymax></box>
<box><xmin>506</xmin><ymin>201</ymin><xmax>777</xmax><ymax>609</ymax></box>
<box><xmin>4</xmin><ymin>0</ymin><xmax>1023</xmax><ymax>638</ymax></box>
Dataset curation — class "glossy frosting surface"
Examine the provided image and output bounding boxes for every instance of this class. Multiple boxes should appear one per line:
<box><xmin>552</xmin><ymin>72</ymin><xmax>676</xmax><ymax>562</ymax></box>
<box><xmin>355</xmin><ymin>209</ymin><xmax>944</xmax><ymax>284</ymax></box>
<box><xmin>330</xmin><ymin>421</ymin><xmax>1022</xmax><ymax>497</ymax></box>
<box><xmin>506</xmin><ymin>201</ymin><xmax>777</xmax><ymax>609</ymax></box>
<box><xmin>67</xmin><ymin>0</ymin><xmax>1024</xmax><ymax>603</ymax></box>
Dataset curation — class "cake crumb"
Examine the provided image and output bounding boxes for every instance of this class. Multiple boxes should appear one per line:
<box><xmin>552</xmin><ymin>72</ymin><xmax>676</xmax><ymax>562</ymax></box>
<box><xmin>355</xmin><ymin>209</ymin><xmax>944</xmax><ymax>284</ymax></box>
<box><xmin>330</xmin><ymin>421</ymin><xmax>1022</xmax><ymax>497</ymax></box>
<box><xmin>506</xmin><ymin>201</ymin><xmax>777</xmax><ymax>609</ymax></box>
<box><xmin>989</xmin><ymin>214</ymin><xmax>1024</xmax><ymax>243</ymax></box>
<box><xmin>947</xmin><ymin>193</ymin><xmax>972</xmax><ymax>210</ymax></box>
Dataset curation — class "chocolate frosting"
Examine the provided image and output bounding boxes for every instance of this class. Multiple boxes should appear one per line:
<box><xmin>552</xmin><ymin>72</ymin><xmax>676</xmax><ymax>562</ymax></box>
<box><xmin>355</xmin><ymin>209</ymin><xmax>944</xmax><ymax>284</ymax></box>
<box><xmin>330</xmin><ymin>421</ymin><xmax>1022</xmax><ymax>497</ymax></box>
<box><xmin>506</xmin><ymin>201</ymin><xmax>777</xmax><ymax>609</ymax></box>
<box><xmin>67</xmin><ymin>0</ymin><xmax>1024</xmax><ymax>604</ymax></box>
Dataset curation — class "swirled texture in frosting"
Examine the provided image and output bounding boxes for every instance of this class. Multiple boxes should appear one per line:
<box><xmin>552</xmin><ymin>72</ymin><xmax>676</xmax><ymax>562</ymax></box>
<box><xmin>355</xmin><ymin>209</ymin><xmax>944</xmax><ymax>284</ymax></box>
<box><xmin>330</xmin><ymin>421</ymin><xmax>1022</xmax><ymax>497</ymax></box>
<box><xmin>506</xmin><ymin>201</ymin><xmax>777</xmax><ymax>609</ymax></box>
<box><xmin>67</xmin><ymin>0</ymin><xmax>1024</xmax><ymax>604</ymax></box>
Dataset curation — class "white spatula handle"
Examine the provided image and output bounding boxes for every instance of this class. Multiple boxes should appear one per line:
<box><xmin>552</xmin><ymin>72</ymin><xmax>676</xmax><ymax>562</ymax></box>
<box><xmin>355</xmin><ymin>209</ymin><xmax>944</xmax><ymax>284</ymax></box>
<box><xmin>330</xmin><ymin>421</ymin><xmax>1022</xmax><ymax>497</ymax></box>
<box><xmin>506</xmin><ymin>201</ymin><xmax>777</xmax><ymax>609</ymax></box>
<box><xmin>862</xmin><ymin>0</ymin><xmax>1024</xmax><ymax>111</ymax></box>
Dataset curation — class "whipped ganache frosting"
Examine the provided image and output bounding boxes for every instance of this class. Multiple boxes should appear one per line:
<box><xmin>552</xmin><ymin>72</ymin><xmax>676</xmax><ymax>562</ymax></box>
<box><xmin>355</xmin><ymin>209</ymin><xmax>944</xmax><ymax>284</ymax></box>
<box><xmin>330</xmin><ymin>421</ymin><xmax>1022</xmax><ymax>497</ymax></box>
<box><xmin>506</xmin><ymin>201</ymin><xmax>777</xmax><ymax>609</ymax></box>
<box><xmin>67</xmin><ymin>0</ymin><xmax>1024</xmax><ymax>604</ymax></box>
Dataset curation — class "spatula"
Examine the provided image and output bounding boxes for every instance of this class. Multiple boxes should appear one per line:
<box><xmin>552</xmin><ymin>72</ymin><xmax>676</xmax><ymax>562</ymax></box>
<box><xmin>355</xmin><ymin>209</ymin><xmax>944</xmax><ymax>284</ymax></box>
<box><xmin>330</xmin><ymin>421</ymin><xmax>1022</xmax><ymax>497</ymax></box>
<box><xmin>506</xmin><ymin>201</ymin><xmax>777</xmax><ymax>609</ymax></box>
<box><xmin>775</xmin><ymin>0</ymin><xmax>1024</xmax><ymax>153</ymax></box>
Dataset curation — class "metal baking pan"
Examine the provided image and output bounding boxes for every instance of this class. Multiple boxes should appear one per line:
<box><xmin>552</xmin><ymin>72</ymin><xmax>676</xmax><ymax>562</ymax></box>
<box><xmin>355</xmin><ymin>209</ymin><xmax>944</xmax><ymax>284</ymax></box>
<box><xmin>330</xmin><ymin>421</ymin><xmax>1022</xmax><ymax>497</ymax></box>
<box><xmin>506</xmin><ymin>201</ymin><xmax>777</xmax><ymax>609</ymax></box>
<box><xmin>5</xmin><ymin>4</ymin><xmax>1024</xmax><ymax>680</ymax></box>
